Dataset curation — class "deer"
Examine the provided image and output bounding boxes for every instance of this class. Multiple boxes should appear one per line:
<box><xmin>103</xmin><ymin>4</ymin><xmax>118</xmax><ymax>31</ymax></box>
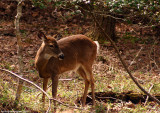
<box><xmin>35</xmin><ymin>31</ymin><xmax>99</xmax><ymax>108</ymax></box>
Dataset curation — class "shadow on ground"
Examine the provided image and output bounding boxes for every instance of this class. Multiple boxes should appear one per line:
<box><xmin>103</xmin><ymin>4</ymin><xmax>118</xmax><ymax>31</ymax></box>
<box><xmin>76</xmin><ymin>91</ymin><xmax>160</xmax><ymax>105</ymax></box>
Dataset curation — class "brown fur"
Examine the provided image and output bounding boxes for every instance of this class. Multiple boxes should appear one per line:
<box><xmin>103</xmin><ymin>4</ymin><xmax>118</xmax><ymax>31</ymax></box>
<box><xmin>35</xmin><ymin>33</ymin><xmax>98</xmax><ymax>107</ymax></box>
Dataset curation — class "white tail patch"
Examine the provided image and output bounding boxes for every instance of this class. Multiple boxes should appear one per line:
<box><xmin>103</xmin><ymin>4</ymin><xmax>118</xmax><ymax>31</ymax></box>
<box><xmin>94</xmin><ymin>41</ymin><xmax>100</xmax><ymax>54</ymax></box>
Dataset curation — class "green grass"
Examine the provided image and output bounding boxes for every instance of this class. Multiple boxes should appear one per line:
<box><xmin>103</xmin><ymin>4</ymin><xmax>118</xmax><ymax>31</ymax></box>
<box><xmin>0</xmin><ymin>67</ymin><xmax>160</xmax><ymax>112</ymax></box>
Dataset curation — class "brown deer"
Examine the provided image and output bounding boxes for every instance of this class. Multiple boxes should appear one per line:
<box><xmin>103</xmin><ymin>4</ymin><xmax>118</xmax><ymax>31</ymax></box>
<box><xmin>35</xmin><ymin>31</ymin><xmax>99</xmax><ymax>107</ymax></box>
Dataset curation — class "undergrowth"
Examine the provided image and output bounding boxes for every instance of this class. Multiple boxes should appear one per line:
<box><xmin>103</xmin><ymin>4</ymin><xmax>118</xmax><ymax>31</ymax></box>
<box><xmin>0</xmin><ymin>63</ymin><xmax>160</xmax><ymax>112</ymax></box>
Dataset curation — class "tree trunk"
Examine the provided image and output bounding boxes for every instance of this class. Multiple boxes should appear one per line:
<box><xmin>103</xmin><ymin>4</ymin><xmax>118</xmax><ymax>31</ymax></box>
<box><xmin>14</xmin><ymin>0</ymin><xmax>24</xmax><ymax>107</ymax></box>
<box><xmin>92</xmin><ymin>15</ymin><xmax>116</xmax><ymax>43</ymax></box>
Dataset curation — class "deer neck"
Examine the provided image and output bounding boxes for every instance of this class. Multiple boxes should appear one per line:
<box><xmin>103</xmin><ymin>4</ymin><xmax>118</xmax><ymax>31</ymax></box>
<box><xmin>35</xmin><ymin>48</ymin><xmax>53</xmax><ymax>78</ymax></box>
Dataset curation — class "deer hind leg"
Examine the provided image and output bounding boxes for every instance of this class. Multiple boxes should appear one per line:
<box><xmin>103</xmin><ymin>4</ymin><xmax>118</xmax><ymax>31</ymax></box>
<box><xmin>42</xmin><ymin>78</ymin><xmax>49</xmax><ymax>103</ymax></box>
<box><xmin>83</xmin><ymin>65</ymin><xmax>95</xmax><ymax>107</ymax></box>
<box><xmin>77</xmin><ymin>67</ymin><xmax>90</xmax><ymax>107</ymax></box>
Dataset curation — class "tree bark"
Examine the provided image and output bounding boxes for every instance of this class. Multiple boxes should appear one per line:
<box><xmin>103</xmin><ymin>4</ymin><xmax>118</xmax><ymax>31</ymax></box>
<box><xmin>14</xmin><ymin>0</ymin><xmax>24</xmax><ymax>107</ymax></box>
<box><xmin>92</xmin><ymin>15</ymin><xmax>116</xmax><ymax>42</ymax></box>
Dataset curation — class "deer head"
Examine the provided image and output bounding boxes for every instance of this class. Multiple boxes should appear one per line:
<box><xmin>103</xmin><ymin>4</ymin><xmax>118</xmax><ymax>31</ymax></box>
<box><xmin>37</xmin><ymin>31</ymin><xmax>64</xmax><ymax>60</ymax></box>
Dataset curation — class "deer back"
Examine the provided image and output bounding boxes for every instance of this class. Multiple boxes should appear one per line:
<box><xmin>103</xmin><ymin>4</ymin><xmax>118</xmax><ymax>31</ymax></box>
<box><xmin>35</xmin><ymin>34</ymin><xmax>97</xmax><ymax>78</ymax></box>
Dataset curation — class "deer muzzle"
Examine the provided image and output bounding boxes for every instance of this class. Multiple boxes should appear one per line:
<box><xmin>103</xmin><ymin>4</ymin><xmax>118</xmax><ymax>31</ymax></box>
<box><xmin>58</xmin><ymin>53</ymin><xmax>64</xmax><ymax>60</ymax></box>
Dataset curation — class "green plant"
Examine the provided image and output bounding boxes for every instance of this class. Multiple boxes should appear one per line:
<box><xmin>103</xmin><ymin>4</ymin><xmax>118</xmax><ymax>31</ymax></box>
<box><xmin>32</xmin><ymin>0</ymin><xmax>47</xmax><ymax>9</ymax></box>
<box><xmin>122</xmin><ymin>32</ymin><xmax>140</xmax><ymax>43</ymax></box>
<box><xmin>95</xmin><ymin>103</ymin><xmax>106</xmax><ymax>113</ymax></box>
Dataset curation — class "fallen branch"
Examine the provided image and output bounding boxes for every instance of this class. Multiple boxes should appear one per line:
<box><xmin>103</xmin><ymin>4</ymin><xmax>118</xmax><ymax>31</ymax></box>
<box><xmin>37</xmin><ymin>78</ymin><xmax>73</xmax><ymax>97</ymax></box>
<box><xmin>89</xmin><ymin>7</ymin><xmax>160</xmax><ymax>105</ymax></box>
<box><xmin>144</xmin><ymin>84</ymin><xmax>154</xmax><ymax>106</ymax></box>
<box><xmin>0</xmin><ymin>68</ymin><xmax>51</xmax><ymax>113</ymax></box>
<box><xmin>36</xmin><ymin>83</ymin><xmax>52</xmax><ymax>98</ymax></box>
<box><xmin>0</xmin><ymin>68</ymin><xmax>84</xmax><ymax>112</ymax></box>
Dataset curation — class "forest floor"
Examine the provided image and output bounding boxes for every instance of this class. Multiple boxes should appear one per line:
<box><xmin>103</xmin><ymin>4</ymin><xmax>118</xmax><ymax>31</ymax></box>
<box><xmin>0</xmin><ymin>10</ymin><xmax>160</xmax><ymax>112</ymax></box>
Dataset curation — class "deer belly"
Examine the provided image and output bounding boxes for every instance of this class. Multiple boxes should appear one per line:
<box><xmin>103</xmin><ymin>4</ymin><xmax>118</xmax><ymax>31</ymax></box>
<box><xmin>58</xmin><ymin>63</ymin><xmax>81</xmax><ymax>74</ymax></box>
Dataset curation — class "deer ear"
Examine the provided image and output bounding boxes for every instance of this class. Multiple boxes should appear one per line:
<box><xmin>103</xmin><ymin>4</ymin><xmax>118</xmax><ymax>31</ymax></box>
<box><xmin>52</xmin><ymin>34</ymin><xmax>58</xmax><ymax>40</ymax></box>
<box><xmin>54</xmin><ymin>33</ymin><xmax>62</xmax><ymax>41</ymax></box>
<box><xmin>38</xmin><ymin>31</ymin><xmax>47</xmax><ymax>41</ymax></box>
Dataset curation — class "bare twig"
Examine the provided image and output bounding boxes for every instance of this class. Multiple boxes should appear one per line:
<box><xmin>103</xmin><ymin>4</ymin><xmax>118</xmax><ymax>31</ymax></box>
<box><xmin>144</xmin><ymin>84</ymin><xmax>154</xmax><ymax>106</ymax></box>
<box><xmin>148</xmin><ymin>37</ymin><xmax>159</xmax><ymax>70</ymax></box>
<box><xmin>128</xmin><ymin>47</ymin><xmax>143</xmax><ymax>68</ymax></box>
<box><xmin>89</xmin><ymin>7</ymin><xmax>160</xmax><ymax>105</ymax></box>
<box><xmin>0</xmin><ymin>68</ymin><xmax>84</xmax><ymax>111</ymax></box>
<box><xmin>59</xmin><ymin>78</ymin><xmax>73</xmax><ymax>81</ymax></box>
<box><xmin>77</xmin><ymin>5</ymin><xmax>125</xmax><ymax>21</ymax></box>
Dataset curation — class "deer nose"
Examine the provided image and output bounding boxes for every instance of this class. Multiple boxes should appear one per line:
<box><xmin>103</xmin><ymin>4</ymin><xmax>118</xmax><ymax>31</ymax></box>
<box><xmin>58</xmin><ymin>53</ymin><xmax>64</xmax><ymax>60</ymax></box>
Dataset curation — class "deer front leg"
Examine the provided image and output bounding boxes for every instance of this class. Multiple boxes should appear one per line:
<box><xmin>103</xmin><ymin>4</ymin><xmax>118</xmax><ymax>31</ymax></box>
<box><xmin>42</xmin><ymin>78</ymin><xmax>49</xmax><ymax>102</ymax></box>
<box><xmin>51</xmin><ymin>74</ymin><xmax>59</xmax><ymax>112</ymax></box>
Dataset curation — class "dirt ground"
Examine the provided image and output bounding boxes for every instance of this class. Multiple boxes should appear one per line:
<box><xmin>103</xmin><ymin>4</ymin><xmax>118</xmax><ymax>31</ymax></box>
<box><xmin>0</xmin><ymin>1</ymin><xmax>160</xmax><ymax>112</ymax></box>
